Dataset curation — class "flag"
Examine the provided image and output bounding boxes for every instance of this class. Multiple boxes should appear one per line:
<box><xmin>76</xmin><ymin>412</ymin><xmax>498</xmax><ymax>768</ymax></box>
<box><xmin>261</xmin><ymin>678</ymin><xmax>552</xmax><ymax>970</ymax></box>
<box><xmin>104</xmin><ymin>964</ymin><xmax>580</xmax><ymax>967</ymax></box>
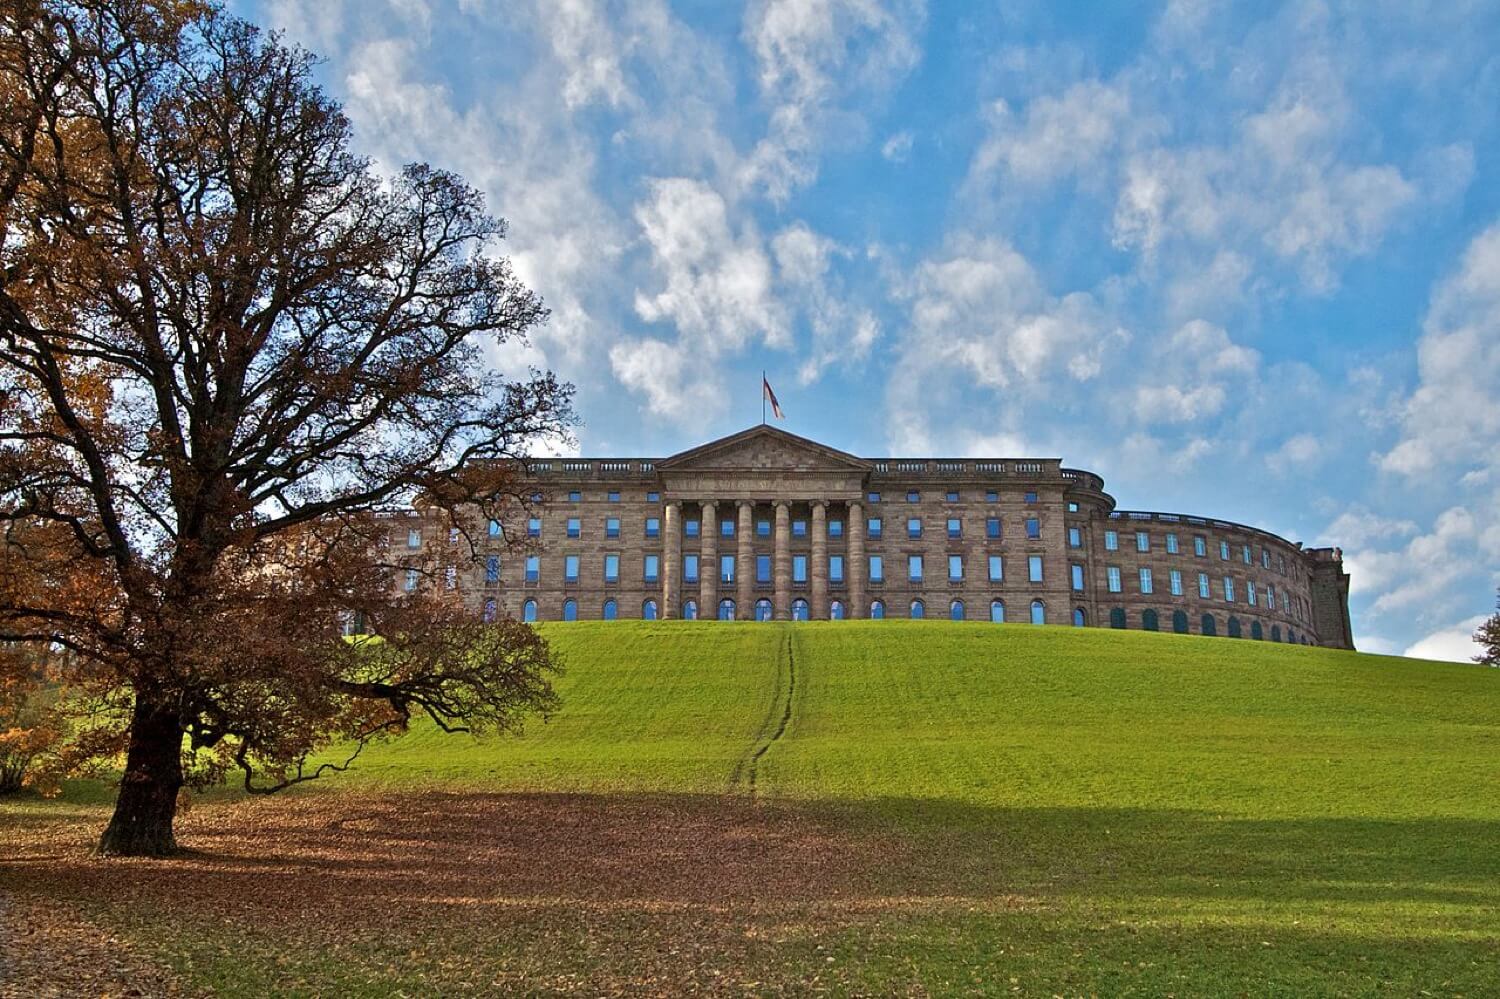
<box><xmin>762</xmin><ymin>375</ymin><xmax>784</xmax><ymax>420</ymax></box>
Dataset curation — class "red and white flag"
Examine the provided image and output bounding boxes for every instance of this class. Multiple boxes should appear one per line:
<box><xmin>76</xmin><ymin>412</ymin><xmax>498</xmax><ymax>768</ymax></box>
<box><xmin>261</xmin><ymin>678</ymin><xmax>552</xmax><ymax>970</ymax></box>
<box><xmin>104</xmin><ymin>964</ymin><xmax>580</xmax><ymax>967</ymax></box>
<box><xmin>762</xmin><ymin>375</ymin><xmax>784</xmax><ymax>420</ymax></box>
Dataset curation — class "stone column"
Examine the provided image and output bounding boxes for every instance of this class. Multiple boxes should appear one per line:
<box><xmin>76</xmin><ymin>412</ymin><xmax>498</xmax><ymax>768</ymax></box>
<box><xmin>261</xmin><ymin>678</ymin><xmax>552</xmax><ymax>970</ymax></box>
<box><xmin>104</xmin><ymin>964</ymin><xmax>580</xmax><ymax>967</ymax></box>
<box><xmin>847</xmin><ymin>500</ymin><xmax>865</xmax><ymax>619</ymax></box>
<box><xmin>773</xmin><ymin>501</ymin><xmax>791</xmax><ymax>620</ymax></box>
<box><xmin>810</xmin><ymin>501</ymin><xmax>829</xmax><ymax>619</ymax></box>
<box><xmin>699</xmin><ymin>500</ymin><xmax>718</xmax><ymax>617</ymax></box>
<box><xmin>662</xmin><ymin>501</ymin><xmax>681</xmax><ymax>619</ymax></box>
<box><xmin>737</xmin><ymin>501</ymin><xmax>754</xmax><ymax>619</ymax></box>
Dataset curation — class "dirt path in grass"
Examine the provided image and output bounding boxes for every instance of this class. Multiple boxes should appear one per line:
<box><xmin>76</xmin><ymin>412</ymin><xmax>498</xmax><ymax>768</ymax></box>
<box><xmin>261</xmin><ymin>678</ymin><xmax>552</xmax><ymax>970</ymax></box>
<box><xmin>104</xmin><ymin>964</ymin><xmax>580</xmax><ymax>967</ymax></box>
<box><xmin>0</xmin><ymin>890</ymin><xmax>190</xmax><ymax>998</ymax></box>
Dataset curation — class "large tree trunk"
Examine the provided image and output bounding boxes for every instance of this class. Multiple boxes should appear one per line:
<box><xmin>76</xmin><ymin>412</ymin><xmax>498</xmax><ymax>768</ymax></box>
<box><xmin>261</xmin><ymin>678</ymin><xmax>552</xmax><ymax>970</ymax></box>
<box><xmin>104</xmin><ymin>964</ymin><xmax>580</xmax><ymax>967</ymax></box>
<box><xmin>97</xmin><ymin>690</ymin><xmax>184</xmax><ymax>857</ymax></box>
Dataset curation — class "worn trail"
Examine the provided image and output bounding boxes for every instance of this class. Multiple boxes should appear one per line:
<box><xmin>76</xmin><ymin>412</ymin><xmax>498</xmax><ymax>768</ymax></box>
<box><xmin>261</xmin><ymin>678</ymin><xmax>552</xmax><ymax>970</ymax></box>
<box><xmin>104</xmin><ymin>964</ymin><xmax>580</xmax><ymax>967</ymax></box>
<box><xmin>730</xmin><ymin>626</ymin><xmax>798</xmax><ymax>797</ymax></box>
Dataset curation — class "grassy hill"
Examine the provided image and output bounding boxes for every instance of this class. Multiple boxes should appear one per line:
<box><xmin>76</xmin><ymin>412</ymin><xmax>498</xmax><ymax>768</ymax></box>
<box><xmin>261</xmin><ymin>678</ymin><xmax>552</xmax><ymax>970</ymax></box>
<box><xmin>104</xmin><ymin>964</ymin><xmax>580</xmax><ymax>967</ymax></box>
<box><xmin>6</xmin><ymin>621</ymin><xmax>1499</xmax><ymax>995</ymax></box>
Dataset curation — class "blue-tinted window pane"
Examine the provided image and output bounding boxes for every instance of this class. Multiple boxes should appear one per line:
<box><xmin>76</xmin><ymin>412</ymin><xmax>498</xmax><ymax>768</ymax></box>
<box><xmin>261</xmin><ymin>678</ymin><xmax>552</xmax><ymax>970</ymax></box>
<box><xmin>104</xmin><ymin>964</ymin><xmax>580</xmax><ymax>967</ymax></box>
<box><xmin>757</xmin><ymin>520</ymin><xmax>771</xmax><ymax>537</ymax></box>
<box><xmin>566</xmin><ymin>518</ymin><xmax>580</xmax><ymax>538</ymax></box>
<box><xmin>829</xmin><ymin>555</ymin><xmax>844</xmax><ymax>582</ymax></box>
<box><xmin>565</xmin><ymin>555</ymin><xmax>579</xmax><ymax>583</ymax></box>
<box><xmin>947</xmin><ymin>518</ymin><xmax>961</xmax><ymax>538</ymax></box>
<box><xmin>720</xmin><ymin>555</ymin><xmax>735</xmax><ymax>583</ymax></box>
<box><xmin>685</xmin><ymin>520</ymin><xmax>700</xmax><ymax>537</ymax></box>
<box><xmin>644</xmin><ymin>555</ymin><xmax>659</xmax><ymax>582</ymax></box>
<box><xmin>1025</xmin><ymin>518</ymin><xmax>1040</xmax><ymax>539</ymax></box>
<box><xmin>908</xmin><ymin>555</ymin><xmax>923</xmax><ymax>582</ymax></box>
<box><xmin>604</xmin><ymin>555</ymin><xmax>619</xmax><ymax>582</ymax></box>
<box><xmin>757</xmin><ymin>555</ymin><xmax>772</xmax><ymax>584</ymax></box>
<box><xmin>988</xmin><ymin>555</ymin><xmax>1003</xmax><ymax>582</ymax></box>
<box><xmin>987</xmin><ymin>518</ymin><xmax>1001</xmax><ymax>539</ymax></box>
<box><xmin>1028</xmin><ymin>555</ymin><xmax>1043</xmax><ymax>583</ymax></box>
<box><xmin>868</xmin><ymin>518</ymin><xmax>882</xmax><ymax>539</ymax></box>
<box><xmin>605</xmin><ymin>518</ymin><xmax>620</xmax><ymax>539</ymax></box>
<box><xmin>684</xmin><ymin>554</ymin><xmax>699</xmax><ymax>583</ymax></box>
<box><xmin>828</xmin><ymin>520</ymin><xmax>843</xmax><ymax>538</ymax></box>
<box><xmin>793</xmin><ymin>555</ymin><xmax>808</xmax><ymax>583</ymax></box>
<box><xmin>527</xmin><ymin>517</ymin><xmax>541</xmax><ymax>537</ymax></box>
<box><xmin>645</xmin><ymin>517</ymin><xmax>660</xmax><ymax>538</ymax></box>
<box><xmin>485</xmin><ymin>555</ymin><xmax>500</xmax><ymax>583</ymax></box>
<box><xmin>948</xmin><ymin>555</ymin><xmax>963</xmax><ymax>581</ymax></box>
<box><xmin>792</xmin><ymin>520</ymin><xmax>807</xmax><ymax>538</ymax></box>
<box><xmin>525</xmin><ymin>556</ymin><xmax>539</xmax><ymax>583</ymax></box>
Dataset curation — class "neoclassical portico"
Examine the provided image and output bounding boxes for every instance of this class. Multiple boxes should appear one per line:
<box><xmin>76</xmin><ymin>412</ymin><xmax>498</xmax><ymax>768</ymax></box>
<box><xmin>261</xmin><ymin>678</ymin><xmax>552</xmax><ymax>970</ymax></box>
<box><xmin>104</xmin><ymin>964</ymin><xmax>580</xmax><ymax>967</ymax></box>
<box><xmin>653</xmin><ymin>428</ymin><xmax>870</xmax><ymax>621</ymax></box>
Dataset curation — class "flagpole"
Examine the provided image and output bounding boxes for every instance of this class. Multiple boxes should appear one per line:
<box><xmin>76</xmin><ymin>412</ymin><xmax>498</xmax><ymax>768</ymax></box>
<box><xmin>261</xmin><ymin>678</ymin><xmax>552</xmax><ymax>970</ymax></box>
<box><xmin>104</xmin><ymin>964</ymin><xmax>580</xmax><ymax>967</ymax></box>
<box><xmin>761</xmin><ymin>370</ymin><xmax>766</xmax><ymax>425</ymax></box>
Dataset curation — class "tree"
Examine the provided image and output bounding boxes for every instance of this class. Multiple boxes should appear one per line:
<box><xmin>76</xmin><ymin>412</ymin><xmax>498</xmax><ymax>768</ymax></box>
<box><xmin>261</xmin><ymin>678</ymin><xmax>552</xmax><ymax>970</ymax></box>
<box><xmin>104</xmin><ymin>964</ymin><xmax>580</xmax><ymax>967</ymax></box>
<box><xmin>0</xmin><ymin>1</ymin><xmax>573</xmax><ymax>855</ymax></box>
<box><xmin>0</xmin><ymin>643</ymin><xmax>64</xmax><ymax>795</ymax></box>
<box><xmin>1476</xmin><ymin>589</ymin><xmax>1500</xmax><ymax>667</ymax></box>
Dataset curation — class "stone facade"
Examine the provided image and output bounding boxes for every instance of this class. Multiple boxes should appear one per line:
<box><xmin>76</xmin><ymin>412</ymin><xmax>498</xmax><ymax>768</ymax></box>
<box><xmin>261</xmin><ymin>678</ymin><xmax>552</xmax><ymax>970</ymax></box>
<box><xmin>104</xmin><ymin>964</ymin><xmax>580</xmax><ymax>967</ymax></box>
<box><xmin>394</xmin><ymin>425</ymin><xmax>1354</xmax><ymax>649</ymax></box>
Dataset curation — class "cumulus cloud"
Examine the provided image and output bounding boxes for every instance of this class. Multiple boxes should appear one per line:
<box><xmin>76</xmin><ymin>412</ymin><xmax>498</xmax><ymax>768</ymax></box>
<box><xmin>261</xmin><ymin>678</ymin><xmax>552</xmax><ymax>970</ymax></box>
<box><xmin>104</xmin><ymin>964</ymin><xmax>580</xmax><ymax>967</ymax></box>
<box><xmin>771</xmin><ymin>223</ymin><xmax>879</xmax><ymax>385</ymax></box>
<box><xmin>608</xmin><ymin>336</ymin><xmax>722</xmax><ymax>422</ymax></box>
<box><xmin>969</xmin><ymin>80</ymin><xmax>1136</xmax><ymax>187</ymax></box>
<box><xmin>1130</xmin><ymin>320</ymin><xmax>1259</xmax><ymax>425</ymax></box>
<box><xmin>1402</xmin><ymin>617</ymin><xmax>1487</xmax><ymax>664</ymax></box>
<box><xmin>881</xmin><ymin>129</ymin><xmax>914</xmax><ymax>163</ymax></box>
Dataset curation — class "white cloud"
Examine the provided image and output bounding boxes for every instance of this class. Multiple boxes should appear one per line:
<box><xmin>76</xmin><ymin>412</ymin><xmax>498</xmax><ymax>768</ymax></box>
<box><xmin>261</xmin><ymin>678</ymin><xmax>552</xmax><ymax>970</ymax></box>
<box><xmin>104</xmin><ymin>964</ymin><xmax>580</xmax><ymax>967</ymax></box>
<box><xmin>740</xmin><ymin>0</ymin><xmax>925</xmax><ymax>201</ymax></box>
<box><xmin>1130</xmin><ymin>320</ymin><xmax>1259</xmax><ymax>425</ymax></box>
<box><xmin>1402</xmin><ymin>617</ymin><xmax>1487</xmax><ymax>663</ymax></box>
<box><xmin>881</xmin><ymin>129</ymin><xmax>914</xmax><ymax>163</ymax></box>
<box><xmin>1321</xmin><ymin>509</ymin><xmax>1419</xmax><ymax>550</ymax></box>
<box><xmin>608</xmin><ymin>336</ymin><xmax>723</xmax><ymax>422</ymax></box>
<box><xmin>632</xmin><ymin>177</ymin><xmax>786</xmax><ymax>351</ymax></box>
<box><xmin>771</xmin><ymin>223</ymin><xmax>879</xmax><ymax>385</ymax></box>
<box><xmin>1268</xmin><ymin>433</ymin><xmax>1323</xmax><ymax>469</ymax></box>
<box><xmin>540</xmin><ymin>0</ymin><xmax>636</xmax><ymax>110</ymax></box>
<box><xmin>969</xmin><ymin>80</ymin><xmax>1134</xmax><ymax>186</ymax></box>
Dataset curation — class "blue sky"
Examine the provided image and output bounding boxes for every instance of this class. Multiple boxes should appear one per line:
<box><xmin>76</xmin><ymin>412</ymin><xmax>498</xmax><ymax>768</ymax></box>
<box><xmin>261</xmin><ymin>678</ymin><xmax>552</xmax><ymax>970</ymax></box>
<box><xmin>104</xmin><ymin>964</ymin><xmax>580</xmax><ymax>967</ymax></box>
<box><xmin>244</xmin><ymin>0</ymin><xmax>1500</xmax><ymax>661</ymax></box>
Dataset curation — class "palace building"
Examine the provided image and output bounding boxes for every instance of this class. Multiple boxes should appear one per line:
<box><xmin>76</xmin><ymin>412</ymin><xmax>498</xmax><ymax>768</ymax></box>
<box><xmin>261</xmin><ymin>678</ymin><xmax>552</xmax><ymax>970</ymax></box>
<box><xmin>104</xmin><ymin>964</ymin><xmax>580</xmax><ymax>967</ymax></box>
<box><xmin>394</xmin><ymin>425</ymin><xmax>1354</xmax><ymax>649</ymax></box>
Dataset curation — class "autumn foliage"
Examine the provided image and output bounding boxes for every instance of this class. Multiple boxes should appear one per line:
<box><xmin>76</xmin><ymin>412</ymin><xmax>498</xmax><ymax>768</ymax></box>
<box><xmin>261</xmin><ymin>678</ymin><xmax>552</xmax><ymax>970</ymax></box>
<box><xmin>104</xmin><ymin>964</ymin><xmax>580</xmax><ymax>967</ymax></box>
<box><xmin>0</xmin><ymin>1</ymin><xmax>573</xmax><ymax>854</ymax></box>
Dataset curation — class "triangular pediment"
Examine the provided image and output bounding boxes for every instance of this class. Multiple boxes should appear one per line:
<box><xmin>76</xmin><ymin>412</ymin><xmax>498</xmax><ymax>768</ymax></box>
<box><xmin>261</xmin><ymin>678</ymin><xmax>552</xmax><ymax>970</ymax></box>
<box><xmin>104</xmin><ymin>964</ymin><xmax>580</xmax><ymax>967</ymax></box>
<box><xmin>657</xmin><ymin>426</ymin><xmax>871</xmax><ymax>472</ymax></box>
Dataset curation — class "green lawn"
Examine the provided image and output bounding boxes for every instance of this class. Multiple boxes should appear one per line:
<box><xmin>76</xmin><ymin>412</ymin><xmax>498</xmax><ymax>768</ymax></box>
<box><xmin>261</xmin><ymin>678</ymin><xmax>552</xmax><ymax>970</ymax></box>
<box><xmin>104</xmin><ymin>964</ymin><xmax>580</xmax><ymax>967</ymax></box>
<box><xmin>5</xmin><ymin>621</ymin><xmax>1499</xmax><ymax>995</ymax></box>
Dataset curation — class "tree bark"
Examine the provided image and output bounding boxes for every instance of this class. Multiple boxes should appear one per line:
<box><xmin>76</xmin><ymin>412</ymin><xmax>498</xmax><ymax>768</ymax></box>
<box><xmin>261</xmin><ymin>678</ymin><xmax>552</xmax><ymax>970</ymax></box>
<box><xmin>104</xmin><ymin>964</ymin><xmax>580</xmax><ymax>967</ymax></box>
<box><xmin>97</xmin><ymin>690</ymin><xmax>184</xmax><ymax>857</ymax></box>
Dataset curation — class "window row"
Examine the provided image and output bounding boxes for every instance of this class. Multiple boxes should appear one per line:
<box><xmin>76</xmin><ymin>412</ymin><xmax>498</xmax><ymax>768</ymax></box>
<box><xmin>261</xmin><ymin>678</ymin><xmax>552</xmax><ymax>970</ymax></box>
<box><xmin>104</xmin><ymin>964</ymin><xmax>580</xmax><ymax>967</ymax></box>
<box><xmin>501</xmin><ymin>596</ymin><xmax>1058</xmax><ymax>624</ymax></box>
<box><xmin>1100</xmin><ymin>529</ymin><xmax>1290</xmax><ymax>574</ymax></box>
<box><xmin>1099</xmin><ymin>566</ymin><xmax>1304</xmax><ymax>616</ymax></box>
<box><xmin>1103</xmin><ymin>607</ymin><xmax>1313</xmax><ymax>643</ymax></box>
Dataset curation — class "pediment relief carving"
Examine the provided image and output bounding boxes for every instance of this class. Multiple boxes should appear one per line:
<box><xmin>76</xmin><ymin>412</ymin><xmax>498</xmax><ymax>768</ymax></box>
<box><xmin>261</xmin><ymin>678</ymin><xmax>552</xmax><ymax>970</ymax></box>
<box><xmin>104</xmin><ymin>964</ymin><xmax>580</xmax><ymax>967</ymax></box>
<box><xmin>658</xmin><ymin>426</ymin><xmax>869</xmax><ymax>472</ymax></box>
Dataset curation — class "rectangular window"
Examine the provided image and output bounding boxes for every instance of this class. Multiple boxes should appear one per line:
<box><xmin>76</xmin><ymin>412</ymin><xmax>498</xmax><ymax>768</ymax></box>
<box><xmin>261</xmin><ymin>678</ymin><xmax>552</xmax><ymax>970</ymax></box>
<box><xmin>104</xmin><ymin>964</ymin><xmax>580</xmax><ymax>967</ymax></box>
<box><xmin>756</xmin><ymin>555</ymin><xmax>771</xmax><ymax>584</ymax></box>
<box><xmin>757</xmin><ymin>519</ymin><xmax>771</xmax><ymax>537</ymax></box>
<box><xmin>987</xmin><ymin>517</ymin><xmax>1002</xmax><ymax>539</ymax></box>
<box><xmin>1107</xmin><ymin>566</ymin><xmax>1122</xmax><ymax>593</ymax></box>
<box><xmin>1028</xmin><ymin>555</ymin><xmax>1043</xmax><ymax>583</ymax></box>
<box><xmin>988</xmin><ymin>555</ymin><xmax>1003</xmax><ymax>582</ymax></box>
<box><xmin>1166</xmin><ymin>533</ymin><xmax>1179</xmax><ymax>554</ymax></box>
<box><xmin>605</xmin><ymin>517</ymin><xmax>620</xmax><ymax>539</ymax></box>
<box><xmin>566</xmin><ymin>518</ymin><xmax>581</xmax><ymax>539</ymax></box>
<box><xmin>568</xmin><ymin>490</ymin><xmax>581</xmax><ymax>503</ymax></box>
<box><xmin>1139</xmin><ymin>567</ymin><xmax>1153</xmax><ymax>594</ymax></box>
<box><xmin>646</xmin><ymin>491</ymin><xmax>660</xmax><ymax>503</ymax></box>
<box><xmin>1262</xmin><ymin>549</ymin><xmax>1271</xmax><ymax>568</ymax></box>
<box><xmin>907</xmin><ymin>517</ymin><xmax>922</xmax><ymax>539</ymax></box>
<box><xmin>948</xmin><ymin>555</ymin><xmax>963</xmax><ymax>582</ymax></box>
<box><xmin>527</xmin><ymin>517</ymin><xmax>541</xmax><ymax>538</ymax></box>
<box><xmin>1248</xmin><ymin>581</ymin><xmax>1257</xmax><ymax>606</ymax></box>
<box><xmin>684</xmin><ymin>554</ymin><xmax>699</xmax><ymax>584</ymax></box>
<box><xmin>945</xmin><ymin>490</ymin><xmax>960</xmax><ymax>502</ymax></box>
<box><xmin>1267</xmin><ymin>583</ymin><xmax>1275</xmax><ymax>606</ymax></box>
<box><xmin>1223</xmin><ymin>576</ymin><xmax>1235</xmax><ymax>602</ymax></box>
<box><xmin>607</xmin><ymin>491</ymin><xmax>620</xmax><ymax>503</ymax></box>
<box><xmin>1071</xmin><ymin>563</ymin><xmax>1085</xmax><ymax>591</ymax></box>
<box><xmin>685</xmin><ymin>520</ymin><xmax>700</xmax><ymax>538</ymax></box>
<box><xmin>485</xmin><ymin>555</ymin><xmax>500</xmax><ymax>584</ymax></box>
<box><xmin>985</xmin><ymin>490</ymin><xmax>999</xmax><ymax>503</ymax></box>
<box><xmin>828</xmin><ymin>520</ymin><xmax>844</xmax><ymax>538</ymax></box>
<box><xmin>644</xmin><ymin>555</ymin><xmax>659</xmax><ymax>583</ymax></box>
<box><xmin>1024</xmin><ymin>490</ymin><xmax>1038</xmax><ymax>504</ymax></box>
<box><xmin>907</xmin><ymin>490</ymin><xmax>920</xmax><ymax>503</ymax></box>
<box><xmin>869</xmin><ymin>555</ymin><xmax>884</xmax><ymax>583</ymax></box>
<box><xmin>1170</xmin><ymin>569</ymin><xmax>1183</xmax><ymax>596</ymax></box>
<box><xmin>1198</xmin><ymin>573</ymin><xmax>1210</xmax><ymax>598</ymax></box>
<box><xmin>1067</xmin><ymin>501</ymin><xmax>1080</xmax><ymax>513</ymax></box>
<box><xmin>603</xmin><ymin>555</ymin><xmax>619</xmax><ymax>584</ymax></box>
<box><xmin>1068</xmin><ymin>526</ymin><xmax>1081</xmax><ymax>548</ymax></box>
<box><xmin>793</xmin><ymin>555</ymin><xmax>808</xmax><ymax>584</ymax></box>
<box><xmin>721</xmin><ymin>519</ymin><xmax>735</xmax><ymax>537</ymax></box>
<box><xmin>565</xmin><ymin>555</ymin><xmax>579</xmax><ymax>584</ymax></box>
<box><xmin>792</xmin><ymin>520</ymin><xmax>807</xmax><ymax>538</ymax></box>
<box><xmin>868</xmin><ymin>517</ymin><xmax>882</xmax><ymax>539</ymax></box>
<box><xmin>908</xmin><ymin>555</ymin><xmax>924</xmax><ymax>582</ymax></box>
<box><xmin>829</xmin><ymin>555</ymin><xmax>844</xmax><ymax>583</ymax></box>
<box><xmin>407</xmin><ymin>528</ymin><xmax>421</xmax><ymax>548</ymax></box>
<box><xmin>1242</xmin><ymin>545</ymin><xmax>1252</xmax><ymax>565</ymax></box>
<box><xmin>1283</xmin><ymin>590</ymin><xmax>1290</xmax><ymax>612</ymax></box>
<box><xmin>525</xmin><ymin>555</ymin><xmax>539</xmax><ymax>583</ymax></box>
<box><xmin>404</xmin><ymin>567</ymin><xmax>419</xmax><ymax>592</ymax></box>
<box><xmin>1136</xmin><ymin>531</ymin><xmax>1150</xmax><ymax>552</ymax></box>
<box><xmin>1025</xmin><ymin>517</ymin><xmax>1040</xmax><ymax>540</ymax></box>
<box><xmin>1194</xmin><ymin>535</ymin><xmax>1207</xmax><ymax>557</ymax></box>
<box><xmin>488</xmin><ymin>519</ymin><xmax>501</xmax><ymax>537</ymax></box>
<box><xmin>868</xmin><ymin>491</ymin><xmax>881</xmax><ymax>504</ymax></box>
<box><xmin>1105</xmin><ymin>530</ymin><xmax>1118</xmax><ymax>551</ymax></box>
<box><xmin>645</xmin><ymin>517</ymin><xmax>660</xmax><ymax>538</ymax></box>
<box><xmin>1220</xmin><ymin>540</ymin><xmax>1230</xmax><ymax>561</ymax></box>
<box><xmin>947</xmin><ymin>517</ymin><xmax>962</xmax><ymax>539</ymax></box>
<box><xmin>720</xmin><ymin>554</ymin><xmax>735</xmax><ymax>584</ymax></box>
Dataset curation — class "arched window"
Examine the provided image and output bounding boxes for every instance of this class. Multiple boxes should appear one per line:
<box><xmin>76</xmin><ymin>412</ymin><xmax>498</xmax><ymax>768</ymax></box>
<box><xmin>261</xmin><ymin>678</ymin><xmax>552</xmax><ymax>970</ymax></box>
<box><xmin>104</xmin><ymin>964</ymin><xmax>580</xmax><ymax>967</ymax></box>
<box><xmin>718</xmin><ymin>598</ymin><xmax>735</xmax><ymax>621</ymax></box>
<box><xmin>1109</xmin><ymin>607</ymin><xmax>1126</xmax><ymax>629</ymax></box>
<box><xmin>642</xmin><ymin>599</ymin><xmax>658</xmax><ymax>621</ymax></box>
<box><xmin>870</xmin><ymin>599</ymin><xmax>885</xmax><ymax>620</ymax></box>
<box><xmin>1227</xmin><ymin>616</ymin><xmax>1242</xmax><ymax>639</ymax></box>
<box><xmin>563</xmin><ymin>598</ymin><xmax>577</xmax><ymax>622</ymax></box>
<box><xmin>1172</xmin><ymin>609</ymin><xmax>1188</xmax><ymax>634</ymax></box>
<box><xmin>910</xmin><ymin>599</ymin><xmax>925</xmax><ymax>619</ymax></box>
<box><xmin>756</xmin><ymin>598</ymin><xmax>773</xmax><ymax>622</ymax></box>
<box><xmin>830</xmin><ymin>599</ymin><xmax>845</xmax><ymax>620</ymax></box>
<box><xmin>683</xmin><ymin>599</ymin><xmax>698</xmax><ymax>620</ymax></box>
<box><xmin>1030</xmin><ymin>600</ymin><xmax>1045</xmax><ymax>625</ymax></box>
<box><xmin>1271</xmin><ymin>624</ymin><xmax>1282</xmax><ymax>642</ymax></box>
<box><xmin>1201</xmin><ymin>613</ymin><xmax>1217</xmax><ymax>637</ymax></box>
<box><xmin>1251</xmin><ymin>620</ymin><xmax>1264</xmax><ymax>640</ymax></box>
<box><xmin>523</xmin><ymin>599</ymin><xmax>537</xmax><ymax>623</ymax></box>
<box><xmin>792</xmin><ymin>598</ymin><xmax>809</xmax><ymax>621</ymax></box>
<box><xmin>602</xmin><ymin>599</ymin><xmax>617</xmax><ymax>621</ymax></box>
<box><xmin>1142</xmin><ymin>608</ymin><xmax>1159</xmax><ymax>632</ymax></box>
<box><xmin>990</xmin><ymin>600</ymin><xmax>1005</xmax><ymax>623</ymax></box>
<box><xmin>482</xmin><ymin>598</ymin><xmax>497</xmax><ymax>623</ymax></box>
<box><xmin>950</xmin><ymin>599</ymin><xmax>965</xmax><ymax>621</ymax></box>
<box><xmin>1072</xmin><ymin>607</ymin><xmax>1086</xmax><ymax>627</ymax></box>
<box><xmin>1288</xmin><ymin>629</ymin><xmax>1297</xmax><ymax>644</ymax></box>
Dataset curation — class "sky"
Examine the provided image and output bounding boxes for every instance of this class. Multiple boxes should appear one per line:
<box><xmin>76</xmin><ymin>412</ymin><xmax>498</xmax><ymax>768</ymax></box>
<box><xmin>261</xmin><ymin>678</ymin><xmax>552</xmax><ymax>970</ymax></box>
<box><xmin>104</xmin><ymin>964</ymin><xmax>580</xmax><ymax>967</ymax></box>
<box><xmin>241</xmin><ymin>0</ymin><xmax>1500</xmax><ymax>662</ymax></box>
